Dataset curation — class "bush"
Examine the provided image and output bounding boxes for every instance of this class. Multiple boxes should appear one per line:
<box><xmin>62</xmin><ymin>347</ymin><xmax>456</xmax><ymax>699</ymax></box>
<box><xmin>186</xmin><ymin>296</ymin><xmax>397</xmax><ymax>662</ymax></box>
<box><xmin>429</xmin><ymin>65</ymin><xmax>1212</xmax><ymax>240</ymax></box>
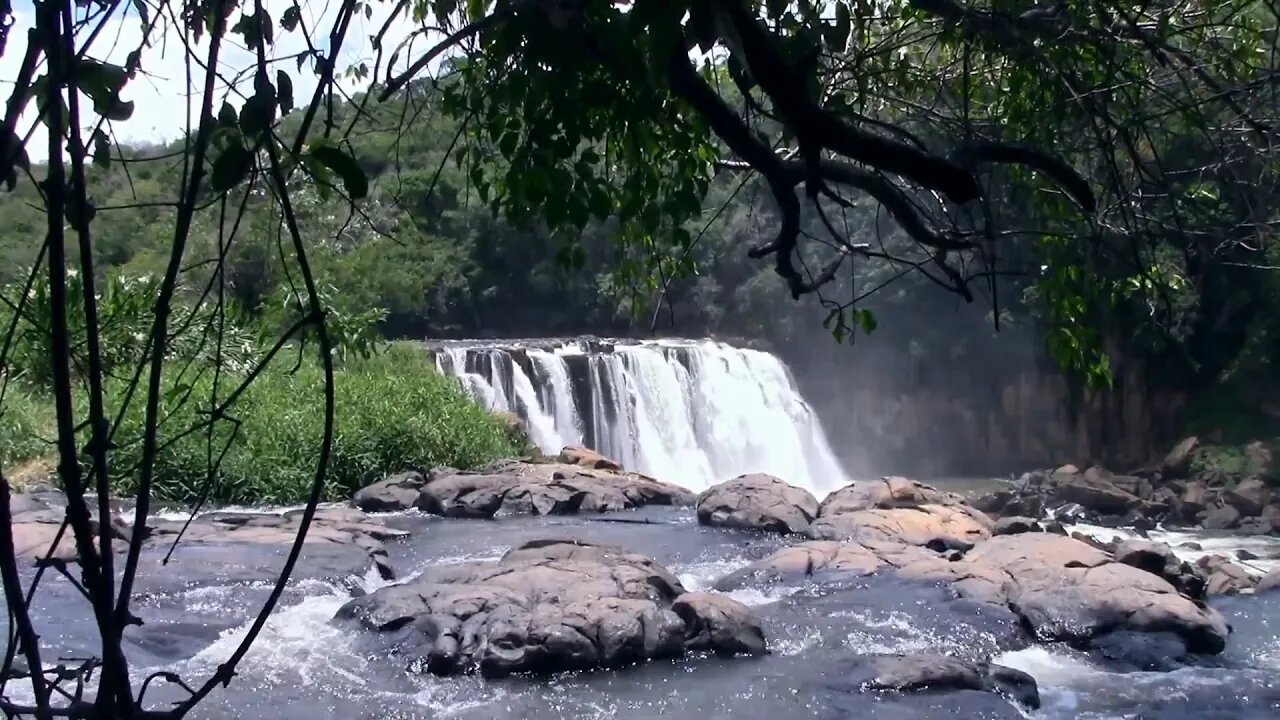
<box><xmin>0</xmin><ymin>381</ymin><xmax>54</xmax><ymax>469</ymax></box>
<box><xmin>102</xmin><ymin>344</ymin><xmax>520</xmax><ymax>504</ymax></box>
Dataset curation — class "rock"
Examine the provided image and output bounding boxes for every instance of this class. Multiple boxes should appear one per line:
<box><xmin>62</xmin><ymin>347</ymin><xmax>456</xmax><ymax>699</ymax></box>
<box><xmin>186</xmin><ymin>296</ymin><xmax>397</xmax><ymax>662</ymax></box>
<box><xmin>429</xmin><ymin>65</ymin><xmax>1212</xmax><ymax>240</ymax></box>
<box><xmin>413</xmin><ymin>462</ymin><xmax>694</xmax><ymax>519</ymax></box>
<box><xmin>695</xmin><ymin>474</ymin><xmax>818</xmax><ymax>534</ymax></box>
<box><xmin>1262</xmin><ymin>504</ymin><xmax>1280</xmax><ymax>532</ymax></box>
<box><xmin>993</xmin><ymin>517</ymin><xmax>1041</xmax><ymax>536</ymax></box>
<box><xmin>1054</xmin><ymin>467</ymin><xmax>1141</xmax><ymax>515</ymax></box>
<box><xmin>1194</xmin><ymin>555</ymin><xmax>1258</xmax><ymax>596</ymax></box>
<box><xmin>335</xmin><ymin>539</ymin><xmax>765</xmax><ymax>677</ymax></box>
<box><xmin>1256</xmin><ymin>568</ymin><xmax>1280</xmax><ymax>594</ymax></box>
<box><xmin>1091</xmin><ymin>630</ymin><xmax>1190</xmax><ymax>671</ymax></box>
<box><xmin>493</xmin><ymin>411</ymin><xmax>531</xmax><ymax>450</ymax></box>
<box><xmin>1003</xmin><ymin>495</ymin><xmax>1044</xmax><ymax>519</ymax></box>
<box><xmin>898</xmin><ymin>534</ymin><xmax>1230</xmax><ymax>654</ymax></box>
<box><xmin>1202</xmin><ymin>505</ymin><xmax>1242</xmax><ymax>530</ymax></box>
<box><xmin>819</xmin><ymin>476</ymin><xmax>966</xmax><ymax>514</ymax></box>
<box><xmin>1236</xmin><ymin>549</ymin><xmax>1259</xmax><ymax>561</ymax></box>
<box><xmin>557</xmin><ymin>446</ymin><xmax>622</xmax><ymax>472</ymax></box>
<box><xmin>1178</xmin><ymin>541</ymin><xmax>1203</xmax><ymax>551</ymax></box>
<box><xmin>1177</xmin><ymin>481</ymin><xmax>1209</xmax><ymax>521</ymax></box>
<box><xmin>808</xmin><ymin>478</ymin><xmax>992</xmax><ymax>549</ymax></box>
<box><xmin>1043</xmin><ymin>520</ymin><xmax>1067</xmax><ymax>535</ymax></box>
<box><xmin>8</xmin><ymin>495</ymin><xmax>405</xmax><ymax>578</ymax></box>
<box><xmin>1225</xmin><ymin>478</ymin><xmax>1271</xmax><ymax>516</ymax></box>
<box><xmin>353</xmin><ymin>471</ymin><xmax>429</xmax><ymax>512</ymax></box>
<box><xmin>856</xmin><ymin>654</ymin><xmax>1040</xmax><ymax>710</ymax></box>
<box><xmin>671</xmin><ymin>592</ymin><xmax>766</xmax><ymax>656</ymax></box>
<box><xmin>972</xmin><ymin>490</ymin><xmax>1012</xmax><ymax>515</ymax></box>
<box><xmin>1112</xmin><ymin>539</ymin><xmax>1206</xmax><ymax>599</ymax></box>
<box><xmin>1162</xmin><ymin>437</ymin><xmax>1200</xmax><ymax>478</ymax></box>
<box><xmin>1245</xmin><ymin>440</ymin><xmax>1276</xmax><ymax>478</ymax></box>
<box><xmin>713</xmin><ymin>540</ymin><xmax>935</xmax><ymax>591</ymax></box>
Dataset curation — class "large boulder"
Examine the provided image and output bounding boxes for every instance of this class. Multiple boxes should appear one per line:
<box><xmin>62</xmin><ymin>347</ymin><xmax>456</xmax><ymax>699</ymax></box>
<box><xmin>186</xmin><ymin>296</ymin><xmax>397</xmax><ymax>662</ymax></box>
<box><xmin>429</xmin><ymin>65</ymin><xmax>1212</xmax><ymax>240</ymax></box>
<box><xmin>714</xmin><ymin>539</ymin><xmax>936</xmax><ymax>591</ymax></box>
<box><xmin>558</xmin><ymin>446</ymin><xmax>623</xmax><ymax>472</ymax></box>
<box><xmin>1161</xmin><ymin>436</ymin><xmax>1200</xmax><ymax>478</ymax></box>
<box><xmin>1112</xmin><ymin>539</ymin><xmax>1206</xmax><ymax>599</ymax></box>
<box><xmin>1202</xmin><ymin>504</ymin><xmax>1242</xmax><ymax>530</ymax></box>
<box><xmin>335</xmin><ymin>539</ymin><xmax>765</xmax><ymax>677</ymax></box>
<box><xmin>806</xmin><ymin>478</ymin><xmax>992</xmax><ymax>549</ymax></box>
<box><xmin>1225</xmin><ymin>477</ymin><xmax>1272</xmax><ymax>516</ymax></box>
<box><xmin>1256</xmin><ymin>568</ymin><xmax>1280</xmax><ymax>595</ymax></box>
<box><xmin>695</xmin><ymin>474</ymin><xmax>818</xmax><ymax>534</ymax></box>
<box><xmin>355</xmin><ymin>459</ymin><xmax>695</xmax><ymax>518</ymax></box>
<box><xmin>898</xmin><ymin>534</ymin><xmax>1230</xmax><ymax>655</ymax></box>
<box><xmin>1054</xmin><ymin>467</ymin><xmax>1141</xmax><ymax>516</ymax></box>
<box><xmin>855</xmin><ymin>653</ymin><xmax>1040</xmax><ymax>710</ymax></box>
<box><xmin>353</xmin><ymin>471</ymin><xmax>430</xmax><ymax>512</ymax></box>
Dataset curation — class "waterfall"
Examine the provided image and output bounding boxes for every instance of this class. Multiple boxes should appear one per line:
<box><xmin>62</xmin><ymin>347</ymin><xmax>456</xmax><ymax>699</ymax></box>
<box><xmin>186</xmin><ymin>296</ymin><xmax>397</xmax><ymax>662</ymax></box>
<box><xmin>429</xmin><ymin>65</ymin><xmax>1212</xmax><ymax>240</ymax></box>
<box><xmin>430</xmin><ymin>338</ymin><xmax>849</xmax><ymax>494</ymax></box>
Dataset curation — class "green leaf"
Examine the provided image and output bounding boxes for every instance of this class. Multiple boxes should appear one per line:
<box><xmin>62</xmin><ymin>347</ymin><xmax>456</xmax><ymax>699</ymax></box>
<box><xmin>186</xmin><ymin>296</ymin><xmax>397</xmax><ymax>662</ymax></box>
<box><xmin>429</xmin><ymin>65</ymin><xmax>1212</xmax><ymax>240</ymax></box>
<box><xmin>91</xmin><ymin>129</ymin><xmax>111</xmax><ymax>169</ymax></box>
<box><xmin>277</xmin><ymin>70</ymin><xmax>294</xmax><ymax>115</ymax></box>
<box><xmin>210</xmin><ymin>143</ymin><xmax>253</xmax><ymax>192</ymax></box>
<box><xmin>466</xmin><ymin>0</ymin><xmax>490</xmax><ymax>21</ymax></box>
<box><xmin>73</xmin><ymin>58</ymin><xmax>134</xmax><ymax>121</ymax></box>
<box><xmin>1</xmin><ymin>128</ymin><xmax>31</xmax><ymax>192</ymax></box>
<box><xmin>308</xmin><ymin>144</ymin><xmax>369</xmax><ymax>199</ymax></box>
<box><xmin>281</xmin><ymin>5</ymin><xmax>301</xmax><ymax>31</ymax></box>
<box><xmin>855</xmin><ymin>308</ymin><xmax>877</xmax><ymax>334</ymax></box>
<box><xmin>218</xmin><ymin>100</ymin><xmax>238</xmax><ymax>128</ymax></box>
<box><xmin>239</xmin><ymin>84</ymin><xmax>277</xmax><ymax>138</ymax></box>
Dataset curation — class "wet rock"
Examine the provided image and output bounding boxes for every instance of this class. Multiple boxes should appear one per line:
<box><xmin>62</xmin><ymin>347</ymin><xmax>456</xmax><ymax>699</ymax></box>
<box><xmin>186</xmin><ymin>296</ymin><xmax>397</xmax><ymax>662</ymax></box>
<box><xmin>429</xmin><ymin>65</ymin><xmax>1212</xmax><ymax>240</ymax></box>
<box><xmin>1091</xmin><ymin>630</ymin><xmax>1190</xmax><ymax>671</ymax></box>
<box><xmin>335</xmin><ymin>539</ymin><xmax>765</xmax><ymax>677</ymax></box>
<box><xmin>1054</xmin><ymin>467</ymin><xmax>1141</xmax><ymax>516</ymax></box>
<box><xmin>1202</xmin><ymin>504</ymin><xmax>1242</xmax><ymax>530</ymax></box>
<box><xmin>1256</xmin><ymin>568</ymin><xmax>1280</xmax><ymax>594</ymax></box>
<box><xmin>713</xmin><ymin>540</ymin><xmax>935</xmax><ymax>590</ymax></box>
<box><xmin>1178</xmin><ymin>541</ymin><xmax>1204</xmax><ymax>551</ymax></box>
<box><xmin>1162</xmin><ymin>436</ymin><xmax>1200</xmax><ymax>478</ymax></box>
<box><xmin>8</xmin><ymin>495</ymin><xmax>405</xmax><ymax>579</ymax></box>
<box><xmin>992</xmin><ymin>517</ymin><xmax>1040</xmax><ymax>536</ymax></box>
<box><xmin>972</xmin><ymin>490</ymin><xmax>1012</xmax><ymax>514</ymax></box>
<box><xmin>695</xmin><ymin>474</ymin><xmax>818</xmax><ymax>534</ymax></box>
<box><xmin>1262</xmin><ymin>504</ymin><xmax>1280</xmax><ymax>531</ymax></box>
<box><xmin>1194</xmin><ymin>555</ymin><xmax>1258</xmax><ymax>596</ymax></box>
<box><xmin>854</xmin><ymin>654</ymin><xmax>1040</xmax><ymax>710</ymax></box>
<box><xmin>353</xmin><ymin>471</ymin><xmax>429</xmax><ymax>512</ymax></box>
<box><xmin>808</xmin><ymin>478</ymin><xmax>992</xmax><ymax>549</ymax></box>
<box><xmin>1235</xmin><ymin>549</ymin><xmax>1259</xmax><ymax>561</ymax></box>
<box><xmin>1113</xmin><ymin>539</ymin><xmax>1205</xmax><ymax>599</ymax></box>
<box><xmin>671</xmin><ymin>591</ymin><xmax>767</xmax><ymax>656</ymax></box>
<box><xmin>558</xmin><ymin>446</ymin><xmax>622</xmax><ymax>472</ymax></box>
<box><xmin>898</xmin><ymin>534</ymin><xmax>1230</xmax><ymax>654</ymax></box>
<box><xmin>1225</xmin><ymin>478</ymin><xmax>1271</xmax><ymax>516</ymax></box>
<box><xmin>1177</xmin><ymin>480</ymin><xmax>1209</xmax><ymax>521</ymax></box>
<box><xmin>411</xmin><ymin>462</ymin><xmax>694</xmax><ymax>519</ymax></box>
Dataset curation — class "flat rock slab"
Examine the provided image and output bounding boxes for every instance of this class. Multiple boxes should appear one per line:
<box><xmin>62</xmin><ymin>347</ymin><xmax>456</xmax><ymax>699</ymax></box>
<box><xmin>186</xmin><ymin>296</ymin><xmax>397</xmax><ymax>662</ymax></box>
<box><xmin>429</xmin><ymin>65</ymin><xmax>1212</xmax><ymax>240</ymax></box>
<box><xmin>353</xmin><ymin>460</ymin><xmax>694</xmax><ymax>518</ymax></box>
<box><xmin>898</xmin><ymin>534</ymin><xmax>1230</xmax><ymax>655</ymax></box>
<box><xmin>334</xmin><ymin>539</ymin><xmax>765</xmax><ymax>677</ymax></box>
<box><xmin>807</xmin><ymin>505</ymin><xmax>992</xmax><ymax>549</ymax></box>
<box><xmin>8</xmin><ymin>494</ymin><xmax>403</xmax><ymax>578</ymax></box>
<box><xmin>696</xmin><ymin>473</ymin><xmax>819</xmax><ymax>534</ymax></box>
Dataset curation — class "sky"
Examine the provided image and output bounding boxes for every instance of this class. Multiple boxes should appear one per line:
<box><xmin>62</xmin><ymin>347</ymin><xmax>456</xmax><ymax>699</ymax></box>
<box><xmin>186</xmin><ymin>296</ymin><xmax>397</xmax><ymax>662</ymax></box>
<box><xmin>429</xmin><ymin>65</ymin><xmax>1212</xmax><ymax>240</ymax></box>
<box><xmin>1</xmin><ymin>0</ymin><xmax>431</xmax><ymax>162</ymax></box>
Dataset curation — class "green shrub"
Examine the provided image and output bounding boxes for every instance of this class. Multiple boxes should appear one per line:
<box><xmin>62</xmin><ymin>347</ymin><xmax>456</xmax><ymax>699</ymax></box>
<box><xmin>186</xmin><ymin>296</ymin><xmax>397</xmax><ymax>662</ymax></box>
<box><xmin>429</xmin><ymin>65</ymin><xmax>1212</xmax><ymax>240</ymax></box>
<box><xmin>102</xmin><ymin>345</ymin><xmax>518</xmax><ymax>503</ymax></box>
<box><xmin>0</xmin><ymin>381</ymin><xmax>54</xmax><ymax>469</ymax></box>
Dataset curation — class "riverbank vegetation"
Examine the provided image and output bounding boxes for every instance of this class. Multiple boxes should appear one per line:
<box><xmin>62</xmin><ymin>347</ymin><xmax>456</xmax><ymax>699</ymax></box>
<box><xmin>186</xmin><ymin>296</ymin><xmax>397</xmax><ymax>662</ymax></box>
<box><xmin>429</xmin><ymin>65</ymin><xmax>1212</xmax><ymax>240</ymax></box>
<box><xmin>0</xmin><ymin>269</ymin><xmax>522</xmax><ymax>502</ymax></box>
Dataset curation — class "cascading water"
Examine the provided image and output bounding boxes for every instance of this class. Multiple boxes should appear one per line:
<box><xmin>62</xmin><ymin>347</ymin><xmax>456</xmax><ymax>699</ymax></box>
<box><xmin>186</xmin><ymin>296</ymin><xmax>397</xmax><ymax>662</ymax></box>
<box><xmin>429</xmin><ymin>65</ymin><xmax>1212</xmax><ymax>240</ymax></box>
<box><xmin>430</xmin><ymin>338</ymin><xmax>849</xmax><ymax>494</ymax></box>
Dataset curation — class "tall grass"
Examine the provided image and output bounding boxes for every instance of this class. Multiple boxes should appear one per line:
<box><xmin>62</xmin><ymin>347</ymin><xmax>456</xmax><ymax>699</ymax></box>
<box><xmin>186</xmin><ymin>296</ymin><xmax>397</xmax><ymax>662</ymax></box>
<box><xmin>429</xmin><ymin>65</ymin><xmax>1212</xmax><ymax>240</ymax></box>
<box><xmin>85</xmin><ymin>344</ymin><xmax>520</xmax><ymax>504</ymax></box>
<box><xmin>0</xmin><ymin>381</ymin><xmax>55</xmax><ymax>470</ymax></box>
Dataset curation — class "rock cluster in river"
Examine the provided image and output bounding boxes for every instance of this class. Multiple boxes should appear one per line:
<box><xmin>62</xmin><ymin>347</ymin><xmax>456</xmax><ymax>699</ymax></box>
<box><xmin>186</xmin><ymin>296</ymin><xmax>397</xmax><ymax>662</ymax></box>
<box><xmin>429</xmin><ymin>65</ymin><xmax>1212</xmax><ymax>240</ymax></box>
<box><xmin>976</xmin><ymin>437</ymin><xmax>1280</xmax><ymax>534</ymax></box>
<box><xmin>697</xmin><ymin>474</ymin><xmax>992</xmax><ymax>550</ymax></box>
<box><xmin>353</xmin><ymin>448</ymin><xmax>694</xmax><ymax>517</ymax></box>
<box><xmin>334</xmin><ymin>538</ymin><xmax>765</xmax><ymax>677</ymax></box>
<box><xmin>707</xmin><ymin>475</ymin><xmax>1233</xmax><ymax>658</ymax></box>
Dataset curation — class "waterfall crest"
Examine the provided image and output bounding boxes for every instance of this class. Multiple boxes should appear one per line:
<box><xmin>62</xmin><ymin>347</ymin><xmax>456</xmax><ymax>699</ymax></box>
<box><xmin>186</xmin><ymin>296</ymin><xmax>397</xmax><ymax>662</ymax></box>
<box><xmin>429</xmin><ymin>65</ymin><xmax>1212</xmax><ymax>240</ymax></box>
<box><xmin>432</xmin><ymin>338</ymin><xmax>849</xmax><ymax>494</ymax></box>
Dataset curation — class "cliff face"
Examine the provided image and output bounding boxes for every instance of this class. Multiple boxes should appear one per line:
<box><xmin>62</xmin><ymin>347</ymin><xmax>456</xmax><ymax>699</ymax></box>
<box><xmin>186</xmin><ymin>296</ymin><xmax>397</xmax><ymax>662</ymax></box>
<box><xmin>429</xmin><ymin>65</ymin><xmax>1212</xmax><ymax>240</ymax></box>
<box><xmin>791</xmin><ymin>351</ymin><xmax>1186</xmax><ymax>478</ymax></box>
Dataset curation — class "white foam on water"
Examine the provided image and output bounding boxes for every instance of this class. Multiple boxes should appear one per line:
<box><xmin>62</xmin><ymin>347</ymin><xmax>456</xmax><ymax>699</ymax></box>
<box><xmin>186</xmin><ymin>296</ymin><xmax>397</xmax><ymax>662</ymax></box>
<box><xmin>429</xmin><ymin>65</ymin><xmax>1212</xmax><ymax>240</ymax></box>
<box><xmin>1066</xmin><ymin>522</ymin><xmax>1280</xmax><ymax>575</ymax></box>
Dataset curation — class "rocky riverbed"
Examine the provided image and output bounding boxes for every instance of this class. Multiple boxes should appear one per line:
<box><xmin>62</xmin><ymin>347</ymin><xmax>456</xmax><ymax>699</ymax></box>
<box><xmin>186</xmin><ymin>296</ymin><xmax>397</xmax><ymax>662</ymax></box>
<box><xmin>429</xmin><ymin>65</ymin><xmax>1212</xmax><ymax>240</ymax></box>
<box><xmin>6</xmin><ymin>450</ymin><xmax>1280</xmax><ymax>718</ymax></box>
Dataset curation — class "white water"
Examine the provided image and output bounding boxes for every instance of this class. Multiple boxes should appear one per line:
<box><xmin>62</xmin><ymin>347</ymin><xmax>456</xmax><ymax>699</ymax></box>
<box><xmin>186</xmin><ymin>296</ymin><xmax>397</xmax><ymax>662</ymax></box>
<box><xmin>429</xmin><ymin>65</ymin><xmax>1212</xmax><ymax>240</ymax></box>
<box><xmin>432</xmin><ymin>338</ymin><xmax>850</xmax><ymax>494</ymax></box>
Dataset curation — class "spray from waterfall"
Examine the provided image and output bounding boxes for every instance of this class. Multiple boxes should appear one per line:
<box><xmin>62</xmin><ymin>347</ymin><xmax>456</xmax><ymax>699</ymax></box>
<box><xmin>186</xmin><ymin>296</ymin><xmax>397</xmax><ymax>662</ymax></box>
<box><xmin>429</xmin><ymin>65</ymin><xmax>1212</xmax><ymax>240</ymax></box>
<box><xmin>431</xmin><ymin>339</ymin><xmax>849</xmax><ymax>495</ymax></box>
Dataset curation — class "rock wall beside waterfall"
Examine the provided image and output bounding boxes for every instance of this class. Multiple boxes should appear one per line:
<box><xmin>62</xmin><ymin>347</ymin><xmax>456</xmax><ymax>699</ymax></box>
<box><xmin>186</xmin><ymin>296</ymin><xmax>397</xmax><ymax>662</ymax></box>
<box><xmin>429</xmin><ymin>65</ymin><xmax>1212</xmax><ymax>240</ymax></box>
<box><xmin>430</xmin><ymin>338</ymin><xmax>849</xmax><ymax>495</ymax></box>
